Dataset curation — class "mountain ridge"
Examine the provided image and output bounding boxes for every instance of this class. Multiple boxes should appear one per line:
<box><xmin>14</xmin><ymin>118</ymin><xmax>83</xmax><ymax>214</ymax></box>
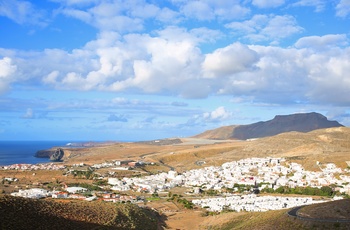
<box><xmin>194</xmin><ymin>112</ymin><xmax>344</xmax><ymax>140</ymax></box>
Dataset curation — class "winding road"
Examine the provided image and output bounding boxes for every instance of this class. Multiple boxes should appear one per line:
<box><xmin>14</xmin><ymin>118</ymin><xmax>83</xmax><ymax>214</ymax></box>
<box><xmin>288</xmin><ymin>206</ymin><xmax>350</xmax><ymax>223</ymax></box>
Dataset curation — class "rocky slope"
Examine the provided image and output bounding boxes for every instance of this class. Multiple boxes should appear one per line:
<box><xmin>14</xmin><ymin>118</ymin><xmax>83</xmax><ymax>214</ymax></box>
<box><xmin>35</xmin><ymin>148</ymin><xmax>64</xmax><ymax>161</ymax></box>
<box><xmin>194</xmin><ymin>112</ymin><xmax>344</xmax><ymax>140</ymax></box>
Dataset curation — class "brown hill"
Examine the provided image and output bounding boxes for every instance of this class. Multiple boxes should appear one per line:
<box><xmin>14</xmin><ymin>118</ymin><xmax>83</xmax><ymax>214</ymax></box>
<box><xmin>194</xmin><ymin>112</ymin><xmax>344</xmax><ymax>140</ymax></box>
<box><xmin>155</xmin><ymin>127</ymin><xmax>350</xmax><ymax>172</ymax></box>
<box><xmin>192</xmin><ymin>125</ymin><xmax>237</xmax><ymax>139</ymax></box>
<box><xmin>218</xmin><ymin>199</ymin><xmax>350</xmax><ymax>230</ymax></box>
<box><xmin>0</xmin><ymin>195</ymin><xmax>161</xmax><ymax>230</ymax></box>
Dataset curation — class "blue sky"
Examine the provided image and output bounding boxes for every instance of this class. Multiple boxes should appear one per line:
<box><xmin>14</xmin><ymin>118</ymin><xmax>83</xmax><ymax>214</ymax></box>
<box><xmin>0</xmin><ymin>0</ymin><xmax>350</xmax><ymax>141</ymax></box>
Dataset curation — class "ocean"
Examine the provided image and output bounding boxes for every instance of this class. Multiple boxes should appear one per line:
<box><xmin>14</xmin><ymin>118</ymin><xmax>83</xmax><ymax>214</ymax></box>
<box><xmin>0</xmin><ymin>141</ymin><xmax>71</xmax><ymax>166</ymax></box>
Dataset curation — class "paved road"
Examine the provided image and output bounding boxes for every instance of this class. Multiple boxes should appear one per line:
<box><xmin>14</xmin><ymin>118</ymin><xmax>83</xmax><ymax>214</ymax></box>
<box><xmin>288</xmin><ymin>206</ymin><xmax>350</xmax><ymax>223</ymax></box>
<box><xmin>287</xmin><ymin>205</ymin><xmax>304</xmax><ymax>217</ymax></box>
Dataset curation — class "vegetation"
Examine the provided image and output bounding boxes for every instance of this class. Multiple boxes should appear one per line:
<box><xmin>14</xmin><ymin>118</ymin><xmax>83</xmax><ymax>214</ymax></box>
<box><xmin>71</xmin><ymin>169</ymin><xmax>95</xmax><ymax>179</ymax></box>
<box><xmin>0</xmin><ymin>195</ymin><xmax>160</xmax><ymax>230</ymax></box>
<box><xmin>67</xmin><ymin>182</ymin><xmax>103</xmax><ymax>191</ymax></box>
<box><xmin>167</xmin><ymin>193</ymin><xmax>194</xmax><ymax>209</ymax></box>
<box><xmin>261</xmin><ymin>185</ymin><xmax>337</xmax><ymax>197</ymax></box>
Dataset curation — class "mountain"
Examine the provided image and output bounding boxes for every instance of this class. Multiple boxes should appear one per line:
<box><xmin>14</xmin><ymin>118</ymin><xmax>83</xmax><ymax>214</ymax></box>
<box><xmin>194</xmin><ymin>112</ymin><xmax>344</xmax><ymax>140</ymax></box>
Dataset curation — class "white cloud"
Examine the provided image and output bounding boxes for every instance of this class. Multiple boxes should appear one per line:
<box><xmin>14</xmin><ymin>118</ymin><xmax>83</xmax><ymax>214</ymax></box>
<box><xmin>155</xmin><ymin>7</ymin><xmax>180</xmax><ymax>23</ymax></box>
<box><xmin>303</xmin><ymin>50</ymin><xmax>350</xmax><ymax>105</ymax></box>
<box><xmin>225</xmin><ymin>14</ymin><xmax>303</xmax><ymax>44</ymax></box>
<box><xmin>61</xmin><ymin>8</ymin><xmax>92</xmax><ymax>23</ymax></box>
<box><xmin>58</xmin><ymin>0</ymin><xmax>181</xmax><ymax>32</ymax></box>
<box><xmin>336</xmin><ymin>0</ymin><xmax>350</xmax><ymax>18</ymax></box>
<box><xmin>172</xmin><ymin>0</ymin><xmax>250</xmax><ymax>21</ymax></box>
<box><xmin>0</xmin><ymin>57</ymin><xmax>17</xmax><ymax>93</ymax></box>
<box><xmin>290</xmin><ymin>0</ymin><xmax>326</xmax><ymax>12</ymax></box>
<box><xmin>182</xmin><ymin>1</ymin><xmax>214</xmax><ymax>21</ymax></box>
<box><xmin>0</xmin><ymin>0</ymin><xmax>47</xmax><ymax>26</ymax></box>
<box><xmin>2</xmin><ymin>24</ymin><xmax>350</xmax><ymax>106</ymax></box>
<box><xmin>43</xmin><ymin>71</ymin><xmax>60</xmax><ymax>85</ymax></box>
<box><xmin>295</xmin><ymin>34</ymin><xmax>348</xmax><ymax>50</ymax></box>
<box><xmin>202</xmin><ymin>43</ymin><xmax>259</xmax><ymax>78</ymax></box>
<box><xmin>60</xmin><ymin>1</ymin><xmax>143</xmax><ymax>32</ymax></box>
<box><xmin>22</xmin><ymin>108</ymin><xmax>34</xmax><ymax>119</ymax></box>
<box><xmin>49</xmin><ymin>0</ymin><xmax>99</xmax><ymax>6</ymax></box>
<box><xmin>0</xmin><ymin>57</ymin><xmax>16</xmax><ymax>78</ymax></box>
<box><xmin>203</xmin><ymin>106</ymin><xmax>233</xmax><ymax>122</ymax></box>
<box><xmin>252</xmin><ymin>0</ymin><xmax>285</xmax><ymax>8</ymax></box>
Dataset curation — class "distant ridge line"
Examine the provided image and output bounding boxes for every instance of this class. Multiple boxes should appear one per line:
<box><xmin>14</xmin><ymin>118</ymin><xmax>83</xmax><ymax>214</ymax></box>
<box><xmin>194</xmin><ymin>112</ymin><xmax>344</xmax><ymax>140</ymax></box>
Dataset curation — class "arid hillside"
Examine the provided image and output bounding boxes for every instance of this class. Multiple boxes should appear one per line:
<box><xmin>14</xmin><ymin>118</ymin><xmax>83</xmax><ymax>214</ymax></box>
<box><xmin>147</xmin><ymin>127</ymin><xmax>350</xmax><ymax>172</ymax></box>
<box><xmin>48</xmin><ymin>126</ymin><xmax>350</xmax><ymax>173</ymax></box>
<box><xmin>216</xmin><ymin>199</ymin><xmax>350</xmax><ymax>230</ymax></box>
<box><xmin>0</xmin><ymin>195</ymin><xmax>161</xmax><ymax>230</ymax></box>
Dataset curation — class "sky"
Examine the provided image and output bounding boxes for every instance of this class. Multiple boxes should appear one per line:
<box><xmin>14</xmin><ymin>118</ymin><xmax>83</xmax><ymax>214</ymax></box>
<box><xmin>0</xmin><ymin>0</ymin><xmax>350</xmax><ymax>141</ymax></box>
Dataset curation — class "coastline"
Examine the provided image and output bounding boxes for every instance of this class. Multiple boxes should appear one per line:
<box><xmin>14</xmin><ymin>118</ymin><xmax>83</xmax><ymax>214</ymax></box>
<box><xmin>0</xmin><ymin>141</ymin><xmax>70</xmax><ymax>166</ymax></box>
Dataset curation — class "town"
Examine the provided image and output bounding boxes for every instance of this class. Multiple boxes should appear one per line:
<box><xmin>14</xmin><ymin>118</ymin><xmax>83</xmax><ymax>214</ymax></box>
<box><xmin>2</xmin><ymin>156</ymin><xmax>350</xmax><ymax>213</ymax></box>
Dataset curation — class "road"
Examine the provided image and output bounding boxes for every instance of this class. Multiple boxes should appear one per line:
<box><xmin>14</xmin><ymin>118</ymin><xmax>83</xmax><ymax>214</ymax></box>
<box><xmin>288</xmin><ymin>206</ymin><xmax>350</xmax><ymax>223</ymax></box>
<box><xmin>287</xmin><ymin>205</ymin><xmax>304</xmax><ymax>217</ymax></box>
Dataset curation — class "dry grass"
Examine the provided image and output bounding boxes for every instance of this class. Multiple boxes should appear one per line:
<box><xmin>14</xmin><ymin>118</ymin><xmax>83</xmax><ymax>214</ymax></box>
<box><xmin>299</xmin><ymin>199</ymin><xmax>350</xmax><ymax>220</ymax></box>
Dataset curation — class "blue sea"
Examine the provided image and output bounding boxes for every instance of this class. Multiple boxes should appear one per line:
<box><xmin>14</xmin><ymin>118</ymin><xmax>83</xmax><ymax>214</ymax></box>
<box><xmin>0</xmin><ymin>141</ymin><xmax>72</xmax><ymax>166</ymax></box>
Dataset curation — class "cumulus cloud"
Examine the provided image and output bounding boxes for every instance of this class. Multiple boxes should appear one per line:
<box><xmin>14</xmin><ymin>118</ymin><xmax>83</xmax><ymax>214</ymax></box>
<box><xmin>303</xmin><ymin>50</ymin><xmax>350</xmax><ymax>105</ymax></box>
<box><xmin>202</xmin><ymin>43</ymin><xmax>259</xmax><ymax>78</ymax></box>
<box><xmin>0</xmin><ymin>57</ymin><xmax>17</xmax><ymax>93</ymax></box>
<box><xmin>1</xmin><ymin>0</ymin><xmax>350</xmax><ymax>108</ymax></box>
<box><xmin>54</xmin><ymin>0</ymin><xmax>251</xmax><ymax>31</ymax></box>
<box><xmin>290</xmin><ymin>0</ymin><xmax>326</xmax><ymax>12</ymax></box>
<box><xmin>0</xmin><ymin>0</ymin><xmax>47</xmax><ymax>26</ymax></box>
<box><xmin>174</xmin><ymin>0</ymin><xmax>250</xmax><ymax>21</ymax></box>
<box><xmin>295</xmin><ymin>34</ymin><xmax>348</xmax><ymax>49</ymax></box>
<box><xmin>203</xmin><ymin>106</ymin><xmax>233</xmax><ymax>122</ymax></box>
<box><xmin>225</xmin><ymin>14</ymin><xmax>303</xmax><ymax>44</ymax></box>
<box><xmin>184</xmin><ymin>106</ymin><xmax>234</xmax><ymax>126</ymax></box>
<box><xmin>182</xmin><ymin>1</ymin><xmax>214</xmax><ymax>21</ymax></box>
<box><xmin>58</xmin><ymin>0</ymin><xmax>181</xmax><ymax>32</ymax></box>
<box><xmin>336</xmin><ymin>0</ymin><xmax>350</xmax><ymax>18</ymax></box>
<box><xmin>182</xmin><ymin>106</ymin><xmax>234</xmax><ymax>128</ymax></box>
<box><xmin>252</xmin><ymin>0</ymin><xmax>285</xmax><ymax>8</ymax></box>
<box><xmin>3</xmin><ymin>31</ymin><xmax>350</xmax><ymax>106</ymax></box>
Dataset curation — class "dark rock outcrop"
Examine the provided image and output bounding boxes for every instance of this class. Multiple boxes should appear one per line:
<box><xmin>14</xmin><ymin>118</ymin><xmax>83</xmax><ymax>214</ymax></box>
<box><xmin>35</xmin><ymin>149</ymin><xmax>55</xmax><ymax>158</ymax></box>
<box><xmin>35</xmin><ymin>148</ymin><xmax>64</xmax><ymax>161</ymax></box>
<box><xmin>49</xmin><ymin>148</ymin><xmax>64</xmax><ymax>161</ymax></box>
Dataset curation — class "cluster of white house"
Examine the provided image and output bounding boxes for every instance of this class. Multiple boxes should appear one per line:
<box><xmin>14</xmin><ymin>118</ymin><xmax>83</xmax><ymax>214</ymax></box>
<box><xmin>7</xmin><ymin>157</ymin><xmax>350</xmax><ymax>213</ymax></box>
<box><xmin>1</xmin><ymin>163</ymin><xmax>66</xmax><ymax>171</ymax></box>
<box><xmin>107</xmin><ymin>157</ymin><xmax>350</xmax><ymax>194</ymax></box>
<box><xmin>10</xmin><ymin>187</ymin><xmax>90</xmax><ymax>200</ymax></box>
<box><xmin>91</xmin><ymin>160</ymin><xmax>145</xmax><ymax>169</ymax></box>
<box><xmin>192</xmin><ymin>194</ymin><xmax>326</xmax><ymax>212</ymax></box>
<box><xmin>11</xmin><ymin>188</ymin><xmax>52</xmax><ymax>199</ymax></box>
<box><xmin>10</xmin><ymin>187</ymin><xmax>140</xmax><ymax>203</ymax></box>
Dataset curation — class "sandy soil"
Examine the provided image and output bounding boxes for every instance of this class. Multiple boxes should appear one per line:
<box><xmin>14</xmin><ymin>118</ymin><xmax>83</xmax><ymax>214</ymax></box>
<box><xmin>145</xmin><ymin>200</ymin><xmax>245</xmax><ymax>230</ymax></box>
